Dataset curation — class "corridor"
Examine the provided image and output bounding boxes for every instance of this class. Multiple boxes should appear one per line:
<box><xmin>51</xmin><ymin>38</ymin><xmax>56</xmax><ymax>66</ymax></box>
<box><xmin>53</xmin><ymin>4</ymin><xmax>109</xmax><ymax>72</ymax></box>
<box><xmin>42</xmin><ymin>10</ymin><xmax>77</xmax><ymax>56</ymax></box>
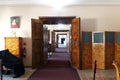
<box><xmin>28</xmin><ymin>48</ymin><xmax>80</xmax><ymax>80</ymax></box>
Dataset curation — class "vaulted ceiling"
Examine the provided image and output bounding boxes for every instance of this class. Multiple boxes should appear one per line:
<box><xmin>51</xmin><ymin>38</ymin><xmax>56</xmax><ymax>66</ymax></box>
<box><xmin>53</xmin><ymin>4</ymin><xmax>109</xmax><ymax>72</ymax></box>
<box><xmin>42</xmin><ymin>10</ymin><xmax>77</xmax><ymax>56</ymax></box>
<box><xmin>0</xmin><ymin>0</ymin><xmax>120</xmax><ymax>6</ymax></box>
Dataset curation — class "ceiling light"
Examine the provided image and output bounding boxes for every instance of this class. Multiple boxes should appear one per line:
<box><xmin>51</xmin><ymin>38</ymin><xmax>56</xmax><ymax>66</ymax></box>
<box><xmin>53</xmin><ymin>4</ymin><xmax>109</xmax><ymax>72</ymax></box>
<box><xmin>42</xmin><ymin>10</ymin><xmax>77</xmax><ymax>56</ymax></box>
<box><xmin>40</xmin><ymin>0</ymin><xmax>74</xmax><ymax>8</ymax></box>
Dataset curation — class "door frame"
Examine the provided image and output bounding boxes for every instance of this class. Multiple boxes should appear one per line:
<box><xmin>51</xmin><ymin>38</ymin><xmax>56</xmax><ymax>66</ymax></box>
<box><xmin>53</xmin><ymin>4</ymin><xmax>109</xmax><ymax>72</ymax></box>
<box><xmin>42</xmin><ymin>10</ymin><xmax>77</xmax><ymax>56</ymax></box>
<box><xmin>32</xmin><ymin>16</ymin><xmax>81</xmax><ymax>68</ymax></box>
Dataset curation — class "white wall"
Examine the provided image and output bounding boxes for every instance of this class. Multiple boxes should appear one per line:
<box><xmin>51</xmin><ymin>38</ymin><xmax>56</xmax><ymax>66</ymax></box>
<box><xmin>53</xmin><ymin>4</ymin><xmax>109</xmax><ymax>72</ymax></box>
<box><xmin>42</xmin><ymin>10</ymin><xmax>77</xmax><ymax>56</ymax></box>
<box><xmin>0</xmin><ymin>5</ymin><xmax>120</xmax><ymax>66</ymax></box>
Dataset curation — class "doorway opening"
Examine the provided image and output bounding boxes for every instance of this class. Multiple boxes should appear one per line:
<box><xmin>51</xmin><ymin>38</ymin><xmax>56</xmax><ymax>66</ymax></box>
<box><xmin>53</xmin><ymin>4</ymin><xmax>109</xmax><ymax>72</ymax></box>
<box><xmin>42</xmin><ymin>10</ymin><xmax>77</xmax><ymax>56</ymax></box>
<box><xmin>32</xmin><ymin>16</ymin><xmax>81</xmax><ymax>69</ymax></box>
<box><xmin>44</xmin><ymin>23</ymin><xmax>71</xmax><ymax>68</ymax></box>
<box><xmin>58</xmin><ymin>34</ymin><xmax>67</xmax><ymax>48</ymax></box>
<box><xmin>46</xmin><ymin>24</ymin><xmax>71</xmax><ymax>50</ymax></box>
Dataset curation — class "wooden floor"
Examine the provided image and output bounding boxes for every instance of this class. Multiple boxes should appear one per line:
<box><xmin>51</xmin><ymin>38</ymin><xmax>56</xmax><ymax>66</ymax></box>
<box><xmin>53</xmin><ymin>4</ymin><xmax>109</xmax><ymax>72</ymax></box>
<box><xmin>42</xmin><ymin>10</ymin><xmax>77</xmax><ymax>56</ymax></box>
<box><xmin>77</xmin><ymin>69</ymin><xmax>116</xmax><ymax>80</ymax></box>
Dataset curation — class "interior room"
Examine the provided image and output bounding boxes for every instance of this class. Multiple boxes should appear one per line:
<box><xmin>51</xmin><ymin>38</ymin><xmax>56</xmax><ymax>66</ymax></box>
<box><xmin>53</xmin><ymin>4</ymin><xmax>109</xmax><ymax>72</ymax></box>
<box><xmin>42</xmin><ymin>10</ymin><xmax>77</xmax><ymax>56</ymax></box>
<box><xmin>0</xmin><ymin>0</ymin><xmax>120</xmax><ymax>80</ymax></box>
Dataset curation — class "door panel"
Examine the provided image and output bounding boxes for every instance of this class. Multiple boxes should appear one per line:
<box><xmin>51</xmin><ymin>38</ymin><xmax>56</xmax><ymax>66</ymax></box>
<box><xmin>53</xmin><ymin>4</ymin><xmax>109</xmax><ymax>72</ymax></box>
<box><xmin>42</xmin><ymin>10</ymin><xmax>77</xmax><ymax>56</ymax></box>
<box><xmin>32</xmin><ymin>19</ymin><xmax>44</xmax><ymax>68</ymax></box>
<box><xmin>71</xmin><ymin>18</ymin><xmax>81</xmax><ymax>69</ymax></box>
<box><xmin>56</xmin><ymin>34</ymin><xmax>59</xmax><ymax>48</ymax></box>
<box><xmin>51</xmin><ymin>31</ymin><xmax>55</xmax><ymax>52</ymax></box>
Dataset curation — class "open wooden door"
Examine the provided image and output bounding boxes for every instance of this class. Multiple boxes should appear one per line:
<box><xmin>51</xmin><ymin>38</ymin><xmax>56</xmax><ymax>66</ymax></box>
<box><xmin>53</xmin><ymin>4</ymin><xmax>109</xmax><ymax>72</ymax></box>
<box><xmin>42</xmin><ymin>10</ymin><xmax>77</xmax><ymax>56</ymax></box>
<box><xmin>51</xmin><ymin>31</ymin><xmax>55</xmax><ymax>52</ymax></box>
<box><xmin>31</xmin><ymin>19</ymin><xmax>45</xmax><ymax>69</ymax></box>
<box><xmin>56</xmin><ymin>34</ymin><xmax>59</xmax><ymax>48</ymax></box>
<box><xmin>71</xmin><ymin>18</ymin><xmax>81</xmax><ymax>69</ymax></box>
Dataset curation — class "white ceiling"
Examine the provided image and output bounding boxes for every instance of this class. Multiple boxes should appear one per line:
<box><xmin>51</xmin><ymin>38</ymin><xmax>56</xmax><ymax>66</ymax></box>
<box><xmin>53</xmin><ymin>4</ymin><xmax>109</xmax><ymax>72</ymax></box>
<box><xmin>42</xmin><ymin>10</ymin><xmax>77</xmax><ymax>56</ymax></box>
<box><xmin>0</xmin><ymin>0</ymin><xmax>120</xmax><ymax>6</ymax></box>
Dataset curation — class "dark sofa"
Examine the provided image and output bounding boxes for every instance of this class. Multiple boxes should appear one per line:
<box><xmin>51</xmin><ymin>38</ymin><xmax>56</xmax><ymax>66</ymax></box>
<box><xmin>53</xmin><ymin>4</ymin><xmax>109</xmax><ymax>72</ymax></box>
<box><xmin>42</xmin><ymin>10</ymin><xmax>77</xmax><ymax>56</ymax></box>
<box><xmin>0</xmin><ymin>49</ymin><xmax>25</xmax><ymax>78</ymax></box>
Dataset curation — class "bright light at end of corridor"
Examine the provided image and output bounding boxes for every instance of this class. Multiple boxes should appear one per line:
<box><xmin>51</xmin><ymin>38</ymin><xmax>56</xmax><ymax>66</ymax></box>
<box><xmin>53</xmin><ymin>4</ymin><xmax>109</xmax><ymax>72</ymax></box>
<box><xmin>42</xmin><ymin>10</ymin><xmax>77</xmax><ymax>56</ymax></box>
<box><xmin>58</xmin><ymin>24</ymin><xmax>65</xmax><ymax>29</ymax></box>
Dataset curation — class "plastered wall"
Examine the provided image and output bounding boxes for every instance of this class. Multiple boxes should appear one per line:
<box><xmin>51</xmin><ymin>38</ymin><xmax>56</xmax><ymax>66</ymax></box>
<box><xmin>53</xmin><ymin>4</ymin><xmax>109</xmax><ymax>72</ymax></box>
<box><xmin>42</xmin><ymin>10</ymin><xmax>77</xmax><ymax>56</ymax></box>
<box><xmin>0</xmin><ymin>5</ymin><xmax>120</xmax><ymax>66</ymax></box>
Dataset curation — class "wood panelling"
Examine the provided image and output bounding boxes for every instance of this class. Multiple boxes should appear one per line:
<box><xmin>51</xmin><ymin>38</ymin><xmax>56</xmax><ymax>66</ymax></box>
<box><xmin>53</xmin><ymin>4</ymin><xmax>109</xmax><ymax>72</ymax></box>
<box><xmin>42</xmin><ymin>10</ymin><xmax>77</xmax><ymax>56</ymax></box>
<box><xmin>92</xmin><ymin>31</ymin><xmax>115</xmax><ymax>69</ymax></box>
<box><xmin>115</xmin><ymin>32</ymin><xmax>120</xmax><ymax>64</ymax></box>
<box><xmin>115</xmin><ymin>44</ymin><xmax>120</xmax><ymax>63</ymax></box>
<box><xmin>105</xmin><ymin>32</ymin><xmax>115</xmax><ymax>69</ymax></box>
<box><xmin>92</xmin><ymin>44</ymin><xmax>105</xmax><ymax>69</ymax></box>
<box><xmin>82</xmin><ymin>43</ymin><xmax>92</xmax><ymax>69</ymax></box>
<box><xmin>105</xmin><ymin>43</ymin><xmax>115</xmax><ymax>69</ymax></box>
<box><xmin>82</xmin><ymin>32</ymin><xmax>92</xmax><ymax>69</ymax></box>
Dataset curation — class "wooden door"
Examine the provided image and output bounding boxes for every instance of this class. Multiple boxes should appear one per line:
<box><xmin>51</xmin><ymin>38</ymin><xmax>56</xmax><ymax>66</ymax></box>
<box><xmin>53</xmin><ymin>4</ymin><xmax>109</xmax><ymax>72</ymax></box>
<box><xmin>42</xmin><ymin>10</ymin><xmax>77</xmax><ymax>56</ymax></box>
<box><xmin>32</xmin><ymin>19</ymin><xmax>44</xmax><ymax>69</ymax></box>
<box><xmin>56</xmin><ymin>34</ymin><xmax>59</xmax><ymax>48</ymax></box>
<box><xmin>71</xmin><ymin>18</ymin><xmax>81</xmax><ymax>69</ymax></box>
<box><xmin>48</xmin><ymin>30</ymin><xmax>50</xmax><ymax>42</ymax></box>
<box><xmin>51</xmin><ymin>31</ymin><xmax>55</xmax><ymax>52</ymax></box>
<box><xmin>43</xmin><ymin>25</ymin><xmax>48</xmax><ymax>64</ymax></box>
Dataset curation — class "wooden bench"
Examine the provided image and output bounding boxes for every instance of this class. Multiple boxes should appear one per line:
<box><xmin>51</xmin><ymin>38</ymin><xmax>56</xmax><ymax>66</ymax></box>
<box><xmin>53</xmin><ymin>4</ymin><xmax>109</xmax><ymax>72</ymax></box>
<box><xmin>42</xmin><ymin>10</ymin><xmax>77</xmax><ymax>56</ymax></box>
<box><xmin>112</xmin><ymin>60</ymin><xmax>120</xmax><ymax>80</ymax></box>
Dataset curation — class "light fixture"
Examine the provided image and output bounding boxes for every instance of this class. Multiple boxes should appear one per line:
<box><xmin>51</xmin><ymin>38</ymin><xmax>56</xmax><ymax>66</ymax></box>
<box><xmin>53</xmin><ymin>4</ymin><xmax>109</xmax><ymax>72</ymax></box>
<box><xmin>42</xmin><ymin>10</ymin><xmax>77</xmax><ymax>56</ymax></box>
<box><xmin>40</xmin><ymin>0</ymin><xmax>74</xmax><ymax>9</ymax></box>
